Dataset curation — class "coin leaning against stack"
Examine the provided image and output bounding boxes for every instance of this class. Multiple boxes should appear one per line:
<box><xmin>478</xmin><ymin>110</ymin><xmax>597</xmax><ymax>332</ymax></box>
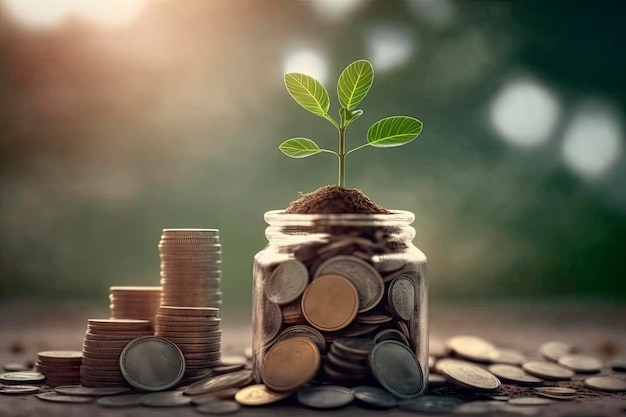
<box><xmin>80</xmin><ymin>319</ymin><xmax>153</xmax><ymax>387</ymax></box>
<box><xmin>109</xmin><ymin>286</ymin><xmax>161</xmax><ymax>326</ymax></box>
<box><xmin>155</xmin><ymin>306</ymin><xmax>222</xmax><ymax>385</ymax></box>
<box><xmin>159</xmin><ymin>229</ymin><xmax>223</xmax><ymax>308</ymax></box>
<box><xmin>35</xmin><ymin>351</ymin><xmax>82</xmax><ymax>387</ymax></box>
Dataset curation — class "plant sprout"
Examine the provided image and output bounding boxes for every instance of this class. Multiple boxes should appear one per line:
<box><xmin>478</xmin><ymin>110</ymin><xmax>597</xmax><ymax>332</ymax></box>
<box><xmin>279</xmin><ymin>59</ymin><xmax>423</xmax><ymax>187</ymax></box>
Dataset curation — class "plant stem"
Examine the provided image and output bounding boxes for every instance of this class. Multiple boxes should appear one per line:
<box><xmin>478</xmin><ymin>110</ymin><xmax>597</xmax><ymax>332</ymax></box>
<box><xmin>338</xmin><ymin>127</ymin><xmax>346</xmax><ymax>187</ymax></box>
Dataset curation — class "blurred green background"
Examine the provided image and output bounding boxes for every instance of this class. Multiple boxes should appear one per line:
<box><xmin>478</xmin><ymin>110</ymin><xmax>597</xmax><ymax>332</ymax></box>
<box><xmin>1</xmin><ymin>0</ymin><xmax>625</xmax><ymax>318</ymax></box>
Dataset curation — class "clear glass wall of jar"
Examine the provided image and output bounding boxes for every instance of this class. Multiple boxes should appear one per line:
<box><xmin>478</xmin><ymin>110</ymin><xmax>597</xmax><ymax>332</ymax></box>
<box><xmin>252</xmin><ymin>210</ymin><xmax>427</xmax><ymax>395</ymax></box>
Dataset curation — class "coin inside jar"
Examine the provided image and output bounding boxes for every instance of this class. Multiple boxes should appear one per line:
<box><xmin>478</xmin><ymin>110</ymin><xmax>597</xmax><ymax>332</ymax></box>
<box><xmin>261</xmin><ymin>337</ymin><xmax>320</xmax><ymax>392</ymax></box>
<box><xmin>265</xmin><ymin>260</ymin><xmax>309</xmax><ymax>305</ymax></box>
<box><xmin>301</xmin><ymin>274</ymin><xmax>359</xmax><ymax>332</ymax></box>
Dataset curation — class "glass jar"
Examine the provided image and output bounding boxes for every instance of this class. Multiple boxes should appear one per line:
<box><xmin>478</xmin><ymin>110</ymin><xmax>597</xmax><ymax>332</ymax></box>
<box><xmin>252</xmin><ymin>210</ymin><xmax>428</xmax><ymax>395</ymax></box>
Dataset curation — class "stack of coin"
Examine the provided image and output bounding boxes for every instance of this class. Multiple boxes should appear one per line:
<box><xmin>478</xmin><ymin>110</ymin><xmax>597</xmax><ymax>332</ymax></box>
<box><xmin>35</xmin><ymin>351</ymin><xmax>82</xmax><ymax>387</ymax></box>
<box><xmin>109</xmin><ymin>286</ymin><xmax>161</xmax><ymax>325</ymax></box>
<box><xmin>80</xmin><ymin>319</ymin><xmax>153</xmax><ymax>387</ymax></box>
<box><xmin>159</xmin><ymin>229</ymin><xmax>222</xmax><ymax>308</ymax></box>
<box><xmin>154</xmin><ymin>306</ymin><xmax>221</xmax><ymax>385</ymax></box>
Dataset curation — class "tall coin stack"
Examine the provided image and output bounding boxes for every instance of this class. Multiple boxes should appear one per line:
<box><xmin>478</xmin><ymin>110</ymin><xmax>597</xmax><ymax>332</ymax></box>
<box><xmin>109</xmin><ymin>286</ymin><xmax>162</xmax><ymax>326</ymax></box>
<box><xmin>80</xmin><ymin>319</ymin><xmax>153</xmax><ymax>387</ymax></box>
<box><xmin>159</xmin><ymin>229</ymin><xmax>222</xmax><ymax>308</ymax></box>
<box><xmin>35</xmin><ymin>351</ymin><xmax>82</xmax><ymax>387</ymax></box>
<box><xmin>154</xmin><ymin>306</ymin><xmax>221</xmax><ymax>385</ymax></box>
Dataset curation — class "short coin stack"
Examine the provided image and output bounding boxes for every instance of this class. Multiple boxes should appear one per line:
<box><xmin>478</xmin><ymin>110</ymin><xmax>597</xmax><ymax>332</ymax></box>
<box><xmin>154</xmin><ymin>306</ymin><xmax>221</xmax><ymax>385</ymax></box>
<box><xmin>159</xmin><ymin>229</ymin><xmax>222</xmax><ymax>308</ymax></box>
<box><xmin>109</xmin><ymin>286</ymin><xmax>161</xmax><ymax>326</ymax></box>
<box><xmin>80</xmin><ymin>319</ymin><xmax>153</xmax><ymax>387</ymax></box>
<box><xmin>35</xmin><ymin>351</ymin><xmax>82</xmax><ymax>387</ymax></box>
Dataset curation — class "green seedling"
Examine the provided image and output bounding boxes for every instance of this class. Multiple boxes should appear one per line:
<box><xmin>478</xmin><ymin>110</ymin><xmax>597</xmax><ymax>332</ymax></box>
<box><xmin>279</xmin><ymin>59</ymin><xmax>423</xmax><ymax>187</ymax></box>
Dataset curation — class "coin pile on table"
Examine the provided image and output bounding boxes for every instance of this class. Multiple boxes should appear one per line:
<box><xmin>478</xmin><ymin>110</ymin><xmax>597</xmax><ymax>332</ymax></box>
<box><xmin>109</xmin><ymin>286</ymin><xmax>161</xmax><ymax>325</ymax></box>
<box><xmin>35</xmin><ymin>351</ymin><xmax>82</xmax><ymax>387</ymax></box>
<box><xmin>254</xmin><ymin>230</ymin><xmax>426</xmax><ymax>391</ymax></box>
<box><xmin>80</xmin><ymin>319</ymin><xmax>153</xmax><ymax>387</ymax></box>
<box><xmin>159</xmin><ymin>228</ymin><xmax>222</xmax><ymax>308</ymax></box>
<box><xmin>154</xmin><ymin>306</ymin><xmax>222</xmax><ymax>385</ymax></box>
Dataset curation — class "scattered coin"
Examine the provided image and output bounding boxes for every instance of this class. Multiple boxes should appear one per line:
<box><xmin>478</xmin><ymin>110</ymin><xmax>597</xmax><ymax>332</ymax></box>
<box><xmin>142</xmin><ymin>391</ymin><xmax>192</xmax><ymax>407</ymax></box>
<box><xmin>184</xmin><ymin>370</ymin><xmax>254</xmax><ymax>396</ymax></box>
<box><xmin>0</xmin><ymin>371</ymin><xmax>45</xmax><ymax>385</ymax></box>
<box><xmin>492</xmin><ymin>348</ymin><xmax>527</xmax><ymax>366</ymax></box>
<box><xmin>399</xmin><ymin>395</ymin><xmax>464</xmax><ymax>413</ymax></box>
<box><xmin>583</xmin><ymin>376</ymin><xmax>626</xmax><ymax>392</ymax></box>
<box><xmin>54</xmin><ymin>385</ymin><xmax>131</xmax><ymax>396</ymax></box>
<box><xmin>301</xmin><ymin>274</ymin><xmax>359</xmax><ymax>332</ymax></box>
<box><xmin>539</xmin><ymin>341</ymin><xmax>574</xmax><ymax>362</ymax></box>
<box><xmin>0</xmin><ymin>385</ymin><xmax>41</xmax><ymax>395</ymax></box>
<box><xmin>195</xmin><ymin>400</ymin><xmax>241</xmax><ymax>415</ymax></box>
<box><xmin>36</xmin><ymin>391</ymin><xmax>94</xmax><ymax>403</ymax></box>
<box><xmin>234</xmin><ymin>384</ymin><xmax>291</xmax><ymax>406</ymax></box>
<box><xmin>369</xmin><ymin>340</ymin><xmax>424</xmax><ymax>399</ymax></box>
<box><xmin>558</xmin><ymin>354</ymin><xmax>603</xmax><ymax>373</ymax></box>
<box><xmin>522</xmin><ymin>361</ymin><xmax>574</xmax><ymax>380</ymax></box>
<box><xmin>508</xmin><ymin>397</ymin><xmax>554</xmax><ymax>406</ymax></box>
<box><xmin>611</xmin><ymin>359</ymin><xmax>626</xmax><ymax>372</ymax></box>
<box><xmin>2</xmin><ymin>363</ymin><xmax>31</xmax><ymax>372</ymax></box>
<box><xmin>351</xmin><ymin>385</ymin><xmax>397</xmax><ymax>409</ymax></box>
<box><xmin>487</xmin><ymin>364</ymin><xmax>543</xmax><ymax>385</ymax></box>
<box><xmin>536</xmin><ymin>386</ymin><xmax>577</xmax><ymax>400</ymax></box>
<box><xmin>437</xmin><ymin>359</ymin><xmax>501</xmax><ymax>391</ymax></box>
<box><xmin>297</xmin><ymin>385</ymin><xmax>354</xmax><ymax>409</ymax></box>
<box><xmin>446</xmin><ymin>335</ymin><xmax>499</xmax><ymax>363</ymax></box>
<box><xmin>212</xmin><ymin>364</ymin><xmax>244</xmax><ymax>375</ymax></box>
<box><xmin>261</xmin><ymin>337</ymin><xmax>320</xmax><ymax>392</ymax></box>
<box><xmin>96</xmin><ymin>394</ymin><xmax>144</xmax><ymax>407</ymax></box>
<box><xmin>119</xmin><ymin>336</ymin><xmax>186</xmax><ymax>391</ymax></box>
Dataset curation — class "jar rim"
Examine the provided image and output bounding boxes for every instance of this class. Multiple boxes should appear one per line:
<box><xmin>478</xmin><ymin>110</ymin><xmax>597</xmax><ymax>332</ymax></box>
<box><xmin>264</xmin><ymin>209</ymin><xmax>415</xmax><ymax>225</ymax></box>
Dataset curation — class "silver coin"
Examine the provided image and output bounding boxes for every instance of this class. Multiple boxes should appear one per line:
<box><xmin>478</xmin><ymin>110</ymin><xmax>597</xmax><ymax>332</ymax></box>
<box><xmin>273</xmin><ymin>325</ymin><xmax>326</xmax><ymax>352</ymax></box>
<box><xmin>332</xmin><ymin>338</ymin><xmax>375</xmax><ymax>357</ymax></box>
<box><xmin>446</xmin><ymin>335</ymin><xmax>499</xmax><ymax>363</ymax></box>
<box><xmin>522</xmin><ymin>361</ymin><xmax>574</xmax><ymax>380</ymax></box>
<box><xmin>265</xmin><ymin>260</ymin><xmax>309</xmax><ymax>305</ymax></box>
<box><xmin>373</xmin><ymin>329</ymin><xmax>410</xmax><ymax>346</ymax></box>
<box><xmin>184</xmin><ymin>370</ymin><xmax>254</xmax><ymax>396</ymax></box>
<box><xmin>508</xmin><ymin>397</ymin><xmax>554</xmax><ymax>406</ymax></box>
<box><xmin>437</xmin><ymin>359</ymin><xmax>501</xmax><ymax>391</ymax></box>
<box><xmin>96</xmin><ymin>394</ymin><xmax>144</xmax><ymax>407</ymax></box>
<box><xmin>487</xmin><ymin>364</ymin><xmax>543</xmax><ymax>385</ymax></box>
<box><xmin>0</xmin><ymin>385</ymin><xmax>41</xmax><ymax>395</ymax></box>
<box><xmin>314</xmin><ymin>255</ymin><xmax>384</xmax><ymax>313</ymax></box>
<box><xmin>388</xmin><ymin>277</ymin><xmax>415</xmax><ymax>321</ymax></box>
<box><xmin>263</xmin><ymin>301</ymin><xmax>282</xmax><ymax>343</ymax></box>
<box><xmin>119</xmin><ymin>336</ymin><xmax>185</xmax><ymax>391</ymax></box>
<box><xmin>539</xmin><ymin>340</ymin><xmax>574</xmax><ymax>362</ymax></box>
<box><xmin>351</xmin><ymin>386</ymin><xmax>397</xmax><ymax>409</ymax></box>
<box><xmin>558</xmin><ymin>354</ymin><xmax>603</xmax><ymax>373</ymax></box>
<box><xmin>326</xmin><ymin>351</ymin><xmax>369</xmax><ymax>373</ymax></box>
<box><xmin>54</xmin><ymin>385</ymin><xmax>131</xmax><ymax>396</ymax></box>
<box><xmin>297</xmin><ymin>385</ymin><xmax>354</xmax><ymax>409</ymax></box>
<box><xmin>0</xmin><ymin>371</ymin><xmax>45</xmax><ymax>385</ymax></box>
<box><xmin>535</xmin><ymin>386</ymin><xmax>576</xmax><ymax>400</ymax></box>
<box><xmin>583</xmin><ymin>376</ymin><xmax>626</xmax><ymax>392</ymax></box>
<box><xmin>36</xmin><ymin>392</ymin><xmax>94</xmax><ymax>403</ymax></box>
<box><xmin>195</xmin><ymin>400</ymin><xmax>241</xmax><ymax>415</ymax></box>
<box><xmin>141</xmin><ymin>391</ymin><xmax>192</xmax><ymax>407</ymax></box>
<box><xmin>492</xmin><ymin>348</ymin><xmax>527</xmax><ymax>366</ymax></box>
<box><xmin>371</xmin><ymin>253</ymin><xmax>408</xmax><ymax>273</ymax></box>
<box><xmin>369</xmin><ymin>340</ymin><xmax>424</xmax><ymax>399</ymax></box>
<box><xmin>399</xmin><ymin>395</ymin><xmax>463</xmax><ymax>412</ymax></box>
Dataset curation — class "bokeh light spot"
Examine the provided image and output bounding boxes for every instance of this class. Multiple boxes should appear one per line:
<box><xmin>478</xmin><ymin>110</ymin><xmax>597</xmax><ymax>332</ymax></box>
<box><xmin>309</xmin><ymin>0</ymin><xmax>364</xmax><ymax>21</ymax></box>
<box><xmin>490</xmin><ymin>77</ymin><xmax>560</xmax><ymax>147</ymax></box>
<box><xmin>365</xmin><ymin>25</ymin><xmax>415</xmax><ymax>73</ymax></box>
<box><xmin>1</xmin><ymin>0</ymin><xmax>73</xmax><ymax>28</ymax></box>
<box><xmin>561</xmin><ymin>101</ymin><xmax>623</xmax><ymax>180</ymax></box>
<box><xmin>72</xmin><ymin>0</ymin><xmax>148</xmax><ymax>27</ymax></box>
<box><xmin>283</xmin><ymin>48</ymin><xmax>328</xmax><ymax>84</ymax></box>
<box><xmin>406</xmin><ymin>0</ymin><xmax>455</xmax><ymax>29</ymax></box>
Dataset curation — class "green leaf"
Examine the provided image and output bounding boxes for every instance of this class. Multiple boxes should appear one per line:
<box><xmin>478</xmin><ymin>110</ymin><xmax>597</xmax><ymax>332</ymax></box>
<box><xmin>279</xmin><ymin>138</ymin><xmax>323</xmax><ymax>158</ymax></box>
<box><xmin>339</xmin><ymin>108</ymin><xmax>364</xmax><ymax>128</ymax></box>
<box><xmin>337</xmin><ymin>60</ymin><xmax>374</xmax><ymax>109</ymax></box>
<box><xmin>367</xmin><ymin>116</ymin><xmax>423</xmax><ymax>148</ymax></box>
<box><xmin>284</xmin><ymin>73</ymin><xmax>330</xmax><ymax>118</ymax></box>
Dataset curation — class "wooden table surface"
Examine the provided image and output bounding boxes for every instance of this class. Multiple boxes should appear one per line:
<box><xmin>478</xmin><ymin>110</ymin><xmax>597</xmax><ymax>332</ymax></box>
<box><xmin>1</xmin><ymin>299</ymin><xmax>625</xmax><ymax>416</ymax></box>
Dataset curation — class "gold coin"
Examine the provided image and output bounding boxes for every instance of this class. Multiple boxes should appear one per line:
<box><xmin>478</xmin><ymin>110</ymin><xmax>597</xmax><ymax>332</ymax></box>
<box><xmin>301</xmin><ymin>274</ymin><xmax>358</xmax><ymax>332</ymax></box>
<box><xmin>261</xmin><ymin>337</ymin><xmax>320</xmax><ymax>392</ymax></box>
<box><xmin>234</xmin><ymin>384</ymin><xmax>291</xmax><ymax>406</ymax></box>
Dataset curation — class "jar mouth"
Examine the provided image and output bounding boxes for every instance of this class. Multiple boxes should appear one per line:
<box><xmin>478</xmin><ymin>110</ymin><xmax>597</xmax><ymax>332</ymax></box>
<box><xmin>264</xmin><ymin>210</ymin><xmax>415</xmax><ymax>226</ymax></box>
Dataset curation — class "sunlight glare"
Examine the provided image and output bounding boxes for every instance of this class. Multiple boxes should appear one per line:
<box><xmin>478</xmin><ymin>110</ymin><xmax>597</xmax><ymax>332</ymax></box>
<box><xmin>1</xmin><ymin>0</ymin><xmax>73</xmax><ymax>28</ymax></box>
<box><xmin>283</xmin><ymin>48</ymin><xmax>329</xmax><ymax>84</ymax></box>
<box><xmin>490</xmin><ymin>77</ymin><xmax>560</xmax><ymax>147</ymax></box>
<box><xmin>561</xmin><ymin>101</ymin><xmax>623</xmax><ymax>180</ymax></box>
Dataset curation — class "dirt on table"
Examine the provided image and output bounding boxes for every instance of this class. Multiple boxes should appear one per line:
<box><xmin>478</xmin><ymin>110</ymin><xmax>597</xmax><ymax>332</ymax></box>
<box><xmin>284</xmin><ymin>185</ymin><xmax>391</xmax><ymax>214</ymax></box>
